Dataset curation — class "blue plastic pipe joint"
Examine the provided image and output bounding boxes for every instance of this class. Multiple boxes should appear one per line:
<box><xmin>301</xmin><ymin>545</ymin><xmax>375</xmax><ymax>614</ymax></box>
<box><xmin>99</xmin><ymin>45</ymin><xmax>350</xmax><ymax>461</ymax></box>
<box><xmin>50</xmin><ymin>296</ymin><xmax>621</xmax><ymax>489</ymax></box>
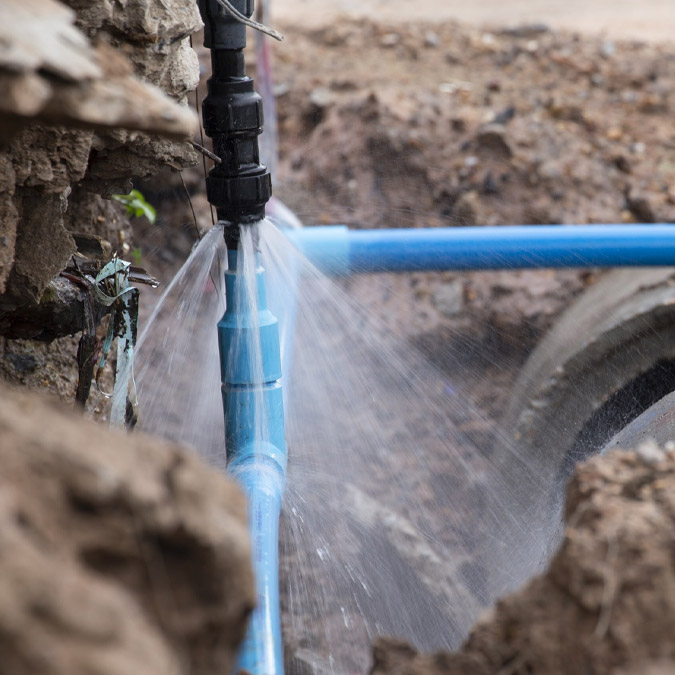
<box><xmin>219</xmin><ymin>248</ymin><xmax>287</xmax><ymax>675</ymax></box>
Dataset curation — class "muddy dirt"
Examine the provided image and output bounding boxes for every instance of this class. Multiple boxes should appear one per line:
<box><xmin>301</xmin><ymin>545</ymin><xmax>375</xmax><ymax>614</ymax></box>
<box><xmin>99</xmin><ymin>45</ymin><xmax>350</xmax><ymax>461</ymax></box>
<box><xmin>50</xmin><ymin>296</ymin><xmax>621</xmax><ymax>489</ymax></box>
<box><xmin>0</xmin><ymin>377</ymin><xmax>253</xmax><ymax>675</ymax></box>
<box><xmin>371</xmin><ymin>442</ymin><xmax>675</xmax><ymax>675</ymax></box>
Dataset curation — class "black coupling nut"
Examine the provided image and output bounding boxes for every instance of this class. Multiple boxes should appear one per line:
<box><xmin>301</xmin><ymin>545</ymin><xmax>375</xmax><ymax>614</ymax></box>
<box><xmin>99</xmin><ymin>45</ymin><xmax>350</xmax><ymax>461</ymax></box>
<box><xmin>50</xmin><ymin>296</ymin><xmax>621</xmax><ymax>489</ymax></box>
<box><xmin>199</xmin><ymin>0</ymin><xmax>253</xmax><ymax>51</ymax></box>
<box><xmin>198</xmin><ymin>10</ymin><xmax>272</xmax><ymax>233</ymax></box>
<box><xmin>207</xmin><ymin>169</ymin><xmax>271</xmax><ymax>225</ymax></box>
<box><xmin>202</xmin><ymin>71</ymin><xmax>272</xmax><ymax>225</ymax></box>
<box><xmin>202</xmin><ymin>77</ymin><xmax>264</xmax><ymax>138</ymax></box>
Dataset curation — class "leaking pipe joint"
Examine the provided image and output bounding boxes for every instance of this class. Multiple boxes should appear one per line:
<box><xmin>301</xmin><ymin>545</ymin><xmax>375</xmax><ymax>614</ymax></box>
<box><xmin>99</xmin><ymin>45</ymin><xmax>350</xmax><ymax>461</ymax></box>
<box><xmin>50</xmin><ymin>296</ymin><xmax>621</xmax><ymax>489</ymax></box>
<box><xmin>198</xmin><ymin>2</ymin><xmax>283</xmax><ymax>671</ymax></box>
<box><xmin>219</xmin><ymin>248</ymin><xmax>286</xmax><ymax>675</ymax></box>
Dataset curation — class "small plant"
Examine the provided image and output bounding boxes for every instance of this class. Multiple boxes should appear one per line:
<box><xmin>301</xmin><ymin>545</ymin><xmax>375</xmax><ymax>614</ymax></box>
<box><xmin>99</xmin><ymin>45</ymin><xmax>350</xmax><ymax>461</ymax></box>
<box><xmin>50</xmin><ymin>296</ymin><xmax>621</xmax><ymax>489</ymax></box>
<box><xmin>112</xmin><ymin>189</ymin><xmax>156</xmax><ymax>224</ymax></box>
<box><xmin>131</xmin><ymin>247</ymin><xmax>143</xmax><ymax>266</ymax></box>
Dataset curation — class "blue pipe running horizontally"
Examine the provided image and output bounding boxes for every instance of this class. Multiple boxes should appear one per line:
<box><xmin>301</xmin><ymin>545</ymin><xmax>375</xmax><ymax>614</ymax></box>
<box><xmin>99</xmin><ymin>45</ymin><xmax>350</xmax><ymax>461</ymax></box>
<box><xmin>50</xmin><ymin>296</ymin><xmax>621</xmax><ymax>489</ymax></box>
<box><xmin>219</xmin><ymin>247</ymin><xmax>286</xmax><ymax>675</ymax></box>
<box><xmin>286</xmin><ymin>224</ymin><xmax>675</xmax><ymax>274</ymax></box>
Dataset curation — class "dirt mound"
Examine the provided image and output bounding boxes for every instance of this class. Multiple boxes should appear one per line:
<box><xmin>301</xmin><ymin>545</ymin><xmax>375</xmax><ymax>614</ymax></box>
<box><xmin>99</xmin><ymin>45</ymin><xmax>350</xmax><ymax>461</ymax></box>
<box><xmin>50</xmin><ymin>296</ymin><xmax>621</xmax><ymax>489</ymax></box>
<box><xmin>273</xmin><ymin>19</ymin><xmax>675</xmax><ymax>349</ymax></box>
<box><xmin>277</xmin><ymin>19</ymin><xmax>675</xmax><ymax>231</ymax></box>
<box><xmin>371</xmin><ymin>443</ymin><xmax>675</xmax><ymax>675</ymax></box>
<box><xmin>0</xmin><ymin>379</ymin><xmax>253</xmax><ymax>675</ymax></box>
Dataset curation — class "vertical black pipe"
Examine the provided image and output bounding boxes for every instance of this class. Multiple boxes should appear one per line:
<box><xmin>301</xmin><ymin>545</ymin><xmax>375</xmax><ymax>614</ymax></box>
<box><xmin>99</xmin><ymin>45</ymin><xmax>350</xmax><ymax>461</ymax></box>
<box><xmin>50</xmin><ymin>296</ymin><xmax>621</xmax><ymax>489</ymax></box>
<box><xmin>198</xmin><ymin>0</ymin><xmax>272</xmax><ymax>248</ymax></box>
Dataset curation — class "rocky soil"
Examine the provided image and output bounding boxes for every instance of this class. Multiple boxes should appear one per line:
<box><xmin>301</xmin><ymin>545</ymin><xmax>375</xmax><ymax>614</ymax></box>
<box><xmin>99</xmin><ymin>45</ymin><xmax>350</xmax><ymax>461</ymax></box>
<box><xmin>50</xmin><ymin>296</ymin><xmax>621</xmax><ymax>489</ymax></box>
<box><xmin>273</xmin><ymin>18</ymin><xmax>675</xmax><ymax>344</ymax></box>
<box><xmin>371</xmin><ymin>442</ymin><xmax>675</xmax><ymax>675</ymax></box>
<box><xmin>276</xmin><ymin>20</ymin><xmax>675</xmax><ymax>230</ymax></box>
<box><xmin>0</xmin><ymin>378</ymin><xmax>253</xmax><ymax>675</ymax></box>
<box><xmin>0</xmin><ymin>0</ymin><xmax>200</xmax><ymax>409</ymax></box>
<box><xmin>0</xmin><ymin>0</ymin><xmax>199</xmax><ymax>306</ymax></box>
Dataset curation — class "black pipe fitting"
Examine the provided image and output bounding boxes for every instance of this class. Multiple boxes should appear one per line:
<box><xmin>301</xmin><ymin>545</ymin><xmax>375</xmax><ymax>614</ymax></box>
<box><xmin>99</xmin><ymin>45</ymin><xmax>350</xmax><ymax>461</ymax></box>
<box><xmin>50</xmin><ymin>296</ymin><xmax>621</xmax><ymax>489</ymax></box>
<box><xmin>199</xmin><ymin>0</ymin><xmax>251</xmax><ymax>50</ymax></box>
<box><xmin>198</xmin><ymin>0</ymin><xmax>272</xmax><ymax>247</ymax></box>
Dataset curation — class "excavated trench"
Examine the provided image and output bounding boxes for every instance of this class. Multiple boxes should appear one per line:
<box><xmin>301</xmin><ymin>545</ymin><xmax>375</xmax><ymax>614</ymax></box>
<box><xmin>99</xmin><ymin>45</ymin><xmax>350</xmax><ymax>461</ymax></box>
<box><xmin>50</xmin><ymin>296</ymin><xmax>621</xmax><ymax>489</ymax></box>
<box><xmin>1</xmin><ymin>5</ymin><xmax>675</xmax><ymax>675</ymax></box>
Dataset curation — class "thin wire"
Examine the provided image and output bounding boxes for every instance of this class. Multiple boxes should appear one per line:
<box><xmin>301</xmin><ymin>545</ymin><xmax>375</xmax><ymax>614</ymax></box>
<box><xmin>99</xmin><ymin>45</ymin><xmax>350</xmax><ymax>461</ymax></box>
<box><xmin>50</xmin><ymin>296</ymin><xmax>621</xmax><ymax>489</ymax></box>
<box><xmin>190</xmin><ymin>140</ymin><xmax>222</xmax><ymax>165</ymax></box>
<box><xmin>190</xmin><ymin>35</ymin><xmax>216</xmax><ymax>227</ymax></box>
<box><xmin>179</xmin><ymin>170</ymin><xmax>201</xmax><ymax>241</ymax></box>
<box><xmin>214</xmin><ymin>0</ymin><xmax>284</xmax><ymax>41</ymax></box>
<box><xmin>188</xmin><ymin>38</ymin><xmax>221</xmax><ymax>290</ymax></box>
<box><xmin>179</xmin><ymin>170</ymin><xmax>223</xmax><ymax>291</ymax></box>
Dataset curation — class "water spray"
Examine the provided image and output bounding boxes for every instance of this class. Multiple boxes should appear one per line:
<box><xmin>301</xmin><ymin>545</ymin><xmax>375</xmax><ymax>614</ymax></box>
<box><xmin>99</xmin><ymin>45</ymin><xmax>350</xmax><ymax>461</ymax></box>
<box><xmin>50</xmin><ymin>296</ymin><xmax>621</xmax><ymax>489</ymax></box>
<box><xmin>197</xmin><ymin>1</ymin><xmax>285</xmax><ymax>672</ymax></box>
<box><xmin>193</xmin><ymin>3</ymin><xmax>675</xmax><ymax>671</ymax></box>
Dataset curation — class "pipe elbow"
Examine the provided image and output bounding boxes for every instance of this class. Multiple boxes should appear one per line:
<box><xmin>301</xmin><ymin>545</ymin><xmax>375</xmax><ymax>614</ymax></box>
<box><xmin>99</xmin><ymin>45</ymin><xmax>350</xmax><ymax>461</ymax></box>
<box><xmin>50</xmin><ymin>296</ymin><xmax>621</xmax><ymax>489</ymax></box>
<box><xmin>227</xmin><ymin>441</ymin><xmax>287</xmax><ymax>498</ymax></box>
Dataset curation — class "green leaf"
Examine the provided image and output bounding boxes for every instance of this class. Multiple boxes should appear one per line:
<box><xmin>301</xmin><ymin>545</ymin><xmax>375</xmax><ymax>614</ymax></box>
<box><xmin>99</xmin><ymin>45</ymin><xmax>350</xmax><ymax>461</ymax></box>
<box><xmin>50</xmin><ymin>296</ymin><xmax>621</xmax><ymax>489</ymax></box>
<box><xmin>112</xmin><ymin>189</ymin><xmax>157</xmax><ymax>224</ymax></box>
<box><xmin>131</xmin><ymin>247</ymin><xmax>143</xmax><ymax>266</ymax></box>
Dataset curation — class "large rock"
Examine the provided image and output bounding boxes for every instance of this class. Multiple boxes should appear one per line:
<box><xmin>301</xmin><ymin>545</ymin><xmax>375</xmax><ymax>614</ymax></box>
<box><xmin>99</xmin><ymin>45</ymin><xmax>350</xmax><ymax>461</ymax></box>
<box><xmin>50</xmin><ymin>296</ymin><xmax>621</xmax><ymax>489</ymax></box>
<box><xmin>0</xmin><ymin>0</ymin><xmax>197</xmax><ymax>144</ymax></box>
<box><xmin>0</xmin><ymin>0</ymin><xmax>201</xmax><ymax>339</ymax></box>
<box><xmin>371</xmin><ymin>444</ymin><xmax>675</xmax><ymax>675</ymax></box>
<box><xmin>0</xmin><ymin>379</ymin><xmax>254</xmax><ymax>675</ymax></box>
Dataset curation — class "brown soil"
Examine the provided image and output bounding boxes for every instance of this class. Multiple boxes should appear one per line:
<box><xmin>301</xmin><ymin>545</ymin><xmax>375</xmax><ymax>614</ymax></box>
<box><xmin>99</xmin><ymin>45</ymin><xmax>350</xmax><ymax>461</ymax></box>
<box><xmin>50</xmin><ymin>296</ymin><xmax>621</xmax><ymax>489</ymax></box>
<box><xmin>371</xmin><ymin>442</ymin><xmax>675</xmax><ymax>675</ymax></box>
<box><xmin>274</xmin><ymin>19</ymin><xmax>675</xmax><ymax>232</ymax></box>
<box><xmin>0</xmin><ymin>378</ymin><xmax>253</xmax><ymax>675</ymax></box>
<box><xmin>274</xmin><ymin>0</ymin><xmax>675</xmax><ymax>43</ymax></box>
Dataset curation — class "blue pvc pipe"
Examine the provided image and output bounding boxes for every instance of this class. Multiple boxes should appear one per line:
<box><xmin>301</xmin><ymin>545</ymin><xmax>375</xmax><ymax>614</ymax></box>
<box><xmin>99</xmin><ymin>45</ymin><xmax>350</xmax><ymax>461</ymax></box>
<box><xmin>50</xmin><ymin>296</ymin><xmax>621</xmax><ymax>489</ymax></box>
<box><xmin>286</xmin><ymin>224</ymin><xmax>675</xmax><ymax>274</ymax></box>
<box><xmin>266</xmin><ymin>198</ymin><xmax>302</xmax><ymax>410</ymax></box>
<box><xmin>219</xmin><ymin>248</ymin><xmax>286</xmax><ymax>675</ymax></box>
